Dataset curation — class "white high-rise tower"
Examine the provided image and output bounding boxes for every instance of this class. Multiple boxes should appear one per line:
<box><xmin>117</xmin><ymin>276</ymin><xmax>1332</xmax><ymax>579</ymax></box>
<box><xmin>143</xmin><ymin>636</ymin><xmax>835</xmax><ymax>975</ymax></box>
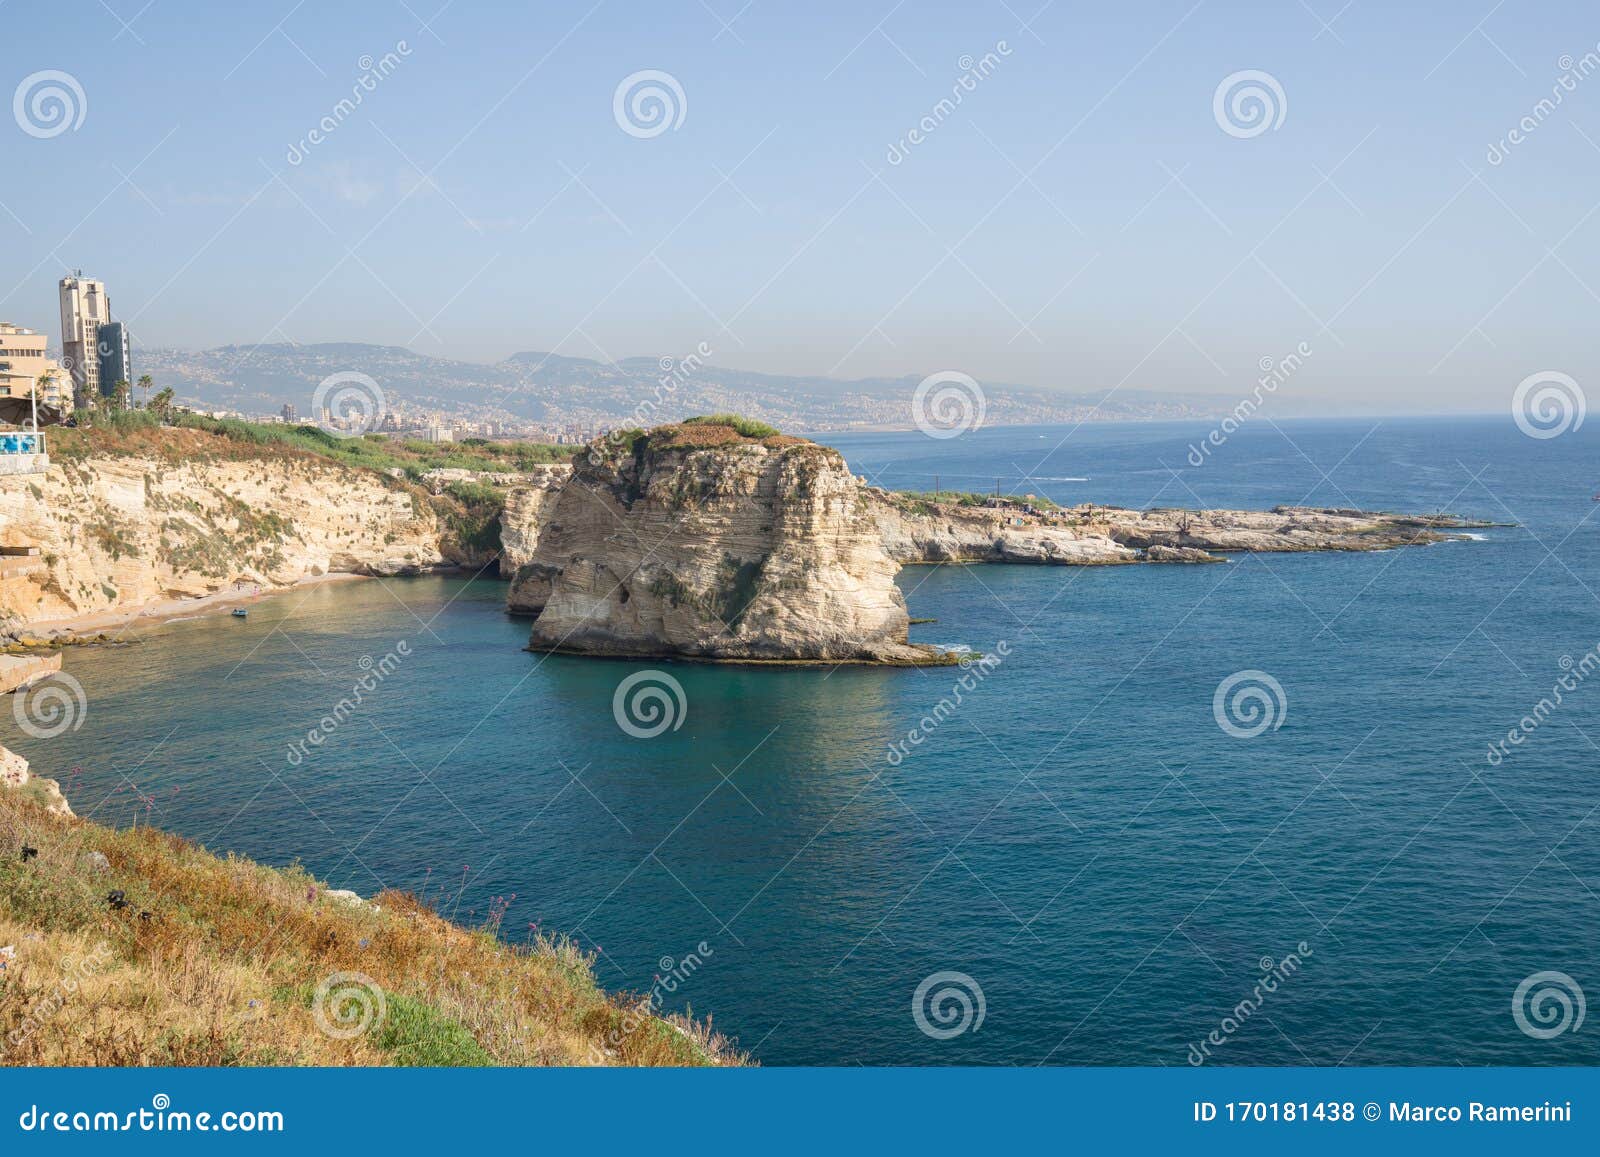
<box><xmin>59</xmin><ymin>272</ymin><xmax>109</xmax><ymax>402</ymax></box>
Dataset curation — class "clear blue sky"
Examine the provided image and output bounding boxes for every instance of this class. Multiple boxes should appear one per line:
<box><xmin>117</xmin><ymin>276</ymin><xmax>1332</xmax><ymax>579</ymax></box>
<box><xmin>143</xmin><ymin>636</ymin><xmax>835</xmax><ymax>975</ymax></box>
<box><xmin>3</xmin><ymin>0</ymin><xmax>1597</xmax><ymax>411</ymax></box>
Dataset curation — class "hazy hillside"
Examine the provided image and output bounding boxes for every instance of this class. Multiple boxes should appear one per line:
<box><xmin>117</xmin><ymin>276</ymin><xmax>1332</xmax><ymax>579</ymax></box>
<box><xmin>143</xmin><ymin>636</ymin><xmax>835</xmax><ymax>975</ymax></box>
<box><xmin>136</xmin><ymin>343</ymin><xmax>1238</xmax><ymax>432</ymax></box>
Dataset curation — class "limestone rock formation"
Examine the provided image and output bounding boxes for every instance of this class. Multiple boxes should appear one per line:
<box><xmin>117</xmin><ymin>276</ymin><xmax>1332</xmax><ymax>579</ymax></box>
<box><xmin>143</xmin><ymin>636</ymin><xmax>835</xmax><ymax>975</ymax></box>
<box><xmin>870</xmin><ymin>492</ymin><xmax>1486</xmax><ymax>564</ymax></box>
<box><xmin>0</xmin><ymin>433</ymin><xmax>448</xmax><ymax>631</ymax></box>
<box><xmin>523</xmin><ymin>424</ymin><xmax>945</xmax><ymax>664</ymax></box>
<box><xmin>501</xmin><ymin>465</ymin><xmax>572</xmax><ymax>606</ymax></box>
<box><xmin>0</xmin><ymin>743</ymin><xmax>73</xmax><ymax>816</ymax></box>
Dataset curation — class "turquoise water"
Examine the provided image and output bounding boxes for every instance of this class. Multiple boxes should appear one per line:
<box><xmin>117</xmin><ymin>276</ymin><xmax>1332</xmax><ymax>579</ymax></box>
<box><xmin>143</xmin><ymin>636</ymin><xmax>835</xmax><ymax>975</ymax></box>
<box><xmin>19</xmin><ymin>416</ymin><xmax>1600</xmax><ymax>1065</ymax></box>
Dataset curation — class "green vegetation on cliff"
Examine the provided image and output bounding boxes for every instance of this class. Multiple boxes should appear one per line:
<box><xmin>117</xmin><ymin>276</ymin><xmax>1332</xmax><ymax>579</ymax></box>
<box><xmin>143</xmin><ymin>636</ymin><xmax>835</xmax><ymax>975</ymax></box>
<box><xmin>0</xmin><ymin>784</ymin><xmax>740</xmax><ymax>1067</ymax></box>
<box><xmin>51</xmin><ymin>413</ymin><xmax>572</xmax><ymax>480</ymax></box>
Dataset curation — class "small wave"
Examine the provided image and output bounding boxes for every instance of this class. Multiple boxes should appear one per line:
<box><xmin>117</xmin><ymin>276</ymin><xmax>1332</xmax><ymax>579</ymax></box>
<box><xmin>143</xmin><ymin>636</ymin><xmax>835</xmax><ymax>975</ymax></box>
<box><xmin>1457</xmin><ymin>532</ymin><xmax>1487</xmax><ymax>542</ymax></box>
<box><xmin>931</xmin><ymin>643</ymin><xmax>973</xmax><ymax>656</ymax></box>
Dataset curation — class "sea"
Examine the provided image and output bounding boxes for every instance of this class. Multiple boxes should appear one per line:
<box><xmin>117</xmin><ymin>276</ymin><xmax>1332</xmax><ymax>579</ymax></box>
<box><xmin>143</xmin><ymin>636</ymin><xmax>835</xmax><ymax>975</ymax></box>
<box><xmin>22</xmin><ymin>415</ymin><xmax>1600</xmax><ymax>1065</ymax></box>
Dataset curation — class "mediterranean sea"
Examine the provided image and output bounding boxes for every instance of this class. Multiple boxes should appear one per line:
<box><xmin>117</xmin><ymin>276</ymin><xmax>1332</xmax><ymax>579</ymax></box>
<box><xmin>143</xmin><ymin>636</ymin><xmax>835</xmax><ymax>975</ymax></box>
<box><xmin>30</xmin><ymin>416</ymin><xmax>1600</xmax><ymax>1065</ymax></box>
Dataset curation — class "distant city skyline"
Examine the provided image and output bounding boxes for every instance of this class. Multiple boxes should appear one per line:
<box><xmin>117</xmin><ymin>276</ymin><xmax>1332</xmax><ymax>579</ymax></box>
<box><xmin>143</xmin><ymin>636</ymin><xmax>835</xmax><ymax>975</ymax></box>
<box><xmin>4</xmin><ymin>2</ymin><xmax>1599</xmax><ymax>416</ymax></box>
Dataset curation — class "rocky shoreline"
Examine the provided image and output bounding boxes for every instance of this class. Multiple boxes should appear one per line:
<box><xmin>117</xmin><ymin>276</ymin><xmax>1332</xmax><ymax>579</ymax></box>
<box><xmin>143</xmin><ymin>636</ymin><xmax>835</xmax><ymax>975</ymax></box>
<box><xmin>0</xmin><ymin>419</ymin><xmax>1498</xmax><ymax>666</ymax></box>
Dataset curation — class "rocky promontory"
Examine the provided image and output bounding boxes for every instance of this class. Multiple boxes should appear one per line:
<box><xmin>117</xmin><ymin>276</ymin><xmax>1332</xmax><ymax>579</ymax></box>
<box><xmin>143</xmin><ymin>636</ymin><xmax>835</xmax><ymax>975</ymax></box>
<box><xmin>520</xmin><ymin>419</ymin><xmax>947</xmax><ymax>664</ymax></box>
<box><xmin>870</xmin><ymin>490</ymin><xmax>1489</xmax><ymax>565</ymax></box>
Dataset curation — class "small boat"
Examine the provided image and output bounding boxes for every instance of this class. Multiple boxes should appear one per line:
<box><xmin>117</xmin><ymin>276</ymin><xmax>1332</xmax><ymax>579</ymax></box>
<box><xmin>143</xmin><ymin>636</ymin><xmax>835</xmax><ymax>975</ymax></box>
<box><xmin>231</xmin><ymin>607</ymin><xmax>248</xmax><ymax>618</ymax></box>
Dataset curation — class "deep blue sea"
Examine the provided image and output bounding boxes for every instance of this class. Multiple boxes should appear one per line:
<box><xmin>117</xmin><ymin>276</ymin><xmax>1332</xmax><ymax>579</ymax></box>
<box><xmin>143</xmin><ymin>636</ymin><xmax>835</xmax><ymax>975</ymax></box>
<box><xmin>20</xmin><ymin>416</ymin><xmax>1600</xmax><ymax>1065</ymax></box>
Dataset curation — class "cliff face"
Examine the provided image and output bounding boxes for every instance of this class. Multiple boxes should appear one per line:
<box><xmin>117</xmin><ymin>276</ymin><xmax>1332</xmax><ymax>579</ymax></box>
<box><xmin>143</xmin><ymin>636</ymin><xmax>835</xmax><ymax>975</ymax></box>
<box><xmin>871</xmin><ymin>490</ymin><xmax>1137</xmax><ymax>564</ymax></box>
<box><xmin>522</xmin><ymin>427</ymin><xmax>943</xmax><ymax>664</ymax></box>
<box><xmin>501</xmin><ymin>465</ymin><xmax>572</xmax><ymax>610</ymax></box>
<box><xmin>870</xmin><ymin>493</ymin><xmax>1478</xmax><ymax>564</ymax></box>
<box><xmin>0</xmin><ymin>439</ymin><xmax>447</xmax><ymax>631</ymax></box>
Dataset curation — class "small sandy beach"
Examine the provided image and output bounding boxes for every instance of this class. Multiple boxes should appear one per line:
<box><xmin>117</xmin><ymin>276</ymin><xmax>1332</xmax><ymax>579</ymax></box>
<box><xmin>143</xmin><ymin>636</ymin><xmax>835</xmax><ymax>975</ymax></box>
<box><xmin>20</xmin><ymin>572</ymin><xmax>371</xmax><ymax>641</ymax></box>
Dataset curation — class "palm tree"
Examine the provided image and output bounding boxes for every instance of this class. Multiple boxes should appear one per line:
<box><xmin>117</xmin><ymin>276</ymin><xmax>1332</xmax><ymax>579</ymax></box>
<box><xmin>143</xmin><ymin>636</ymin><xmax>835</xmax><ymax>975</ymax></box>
<box><xmin>137</xmin><ymin>374</ymin><xmax>153</xmax><ymax>409</ymax></box>
<box><xmin>112</xmin><ymin>379</ymin><xmax>132</xmax><ymax>412</ymax></box>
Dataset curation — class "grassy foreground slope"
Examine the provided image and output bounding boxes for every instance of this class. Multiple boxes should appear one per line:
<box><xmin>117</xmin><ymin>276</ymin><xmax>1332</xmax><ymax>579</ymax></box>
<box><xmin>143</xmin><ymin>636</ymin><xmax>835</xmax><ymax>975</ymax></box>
<box><xmin>0</xmin><ymin>789</ymin><xmax>739</xmax><ymax>1066</ymax></box>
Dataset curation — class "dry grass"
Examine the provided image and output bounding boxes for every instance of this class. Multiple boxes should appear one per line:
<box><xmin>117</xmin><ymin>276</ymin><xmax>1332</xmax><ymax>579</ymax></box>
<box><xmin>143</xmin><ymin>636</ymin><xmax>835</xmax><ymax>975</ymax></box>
<box><xmin>0</xmin><ymin>791</ymin><xmax>744</xmax><ymax>1067</ymax></box>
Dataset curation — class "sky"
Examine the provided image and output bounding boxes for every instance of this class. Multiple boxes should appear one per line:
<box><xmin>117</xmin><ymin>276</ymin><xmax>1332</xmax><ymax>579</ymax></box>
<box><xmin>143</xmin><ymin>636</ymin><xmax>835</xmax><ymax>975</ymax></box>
<box><xmin>3</xmin><ymin>0</ymin><xmax>1599</xmax><ymax>412</ymax></box>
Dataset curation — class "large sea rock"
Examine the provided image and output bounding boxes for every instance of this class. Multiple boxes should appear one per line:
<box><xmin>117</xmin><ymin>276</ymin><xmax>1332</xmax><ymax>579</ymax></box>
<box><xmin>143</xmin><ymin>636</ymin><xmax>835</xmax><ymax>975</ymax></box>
<box><xmin>522</xmin><ymin>424</ymin><xmax>944</xmax><ymax>664</ymax></box>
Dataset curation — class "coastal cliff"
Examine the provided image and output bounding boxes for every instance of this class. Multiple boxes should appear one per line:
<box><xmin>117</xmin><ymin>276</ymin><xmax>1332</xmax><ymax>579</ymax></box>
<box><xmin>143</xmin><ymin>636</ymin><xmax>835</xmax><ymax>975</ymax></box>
<box><xmin>521</xmin><ymin>420</ymin><xmax>945</xmax><ymax>664</ymax></box>
<box><xmin>0</xmin><ymin>422</ymin><xmax>579</xmax><ymax>636</ymax></box>
<box><xmin>0</xmin><ymin>745</ymin><xmax>736</xmax><ymax>1066</ymax></box>
<box><xmin>870</xmin><ymin>490</ymin><xmax>1483</xmax><ymax>565</ymax></box>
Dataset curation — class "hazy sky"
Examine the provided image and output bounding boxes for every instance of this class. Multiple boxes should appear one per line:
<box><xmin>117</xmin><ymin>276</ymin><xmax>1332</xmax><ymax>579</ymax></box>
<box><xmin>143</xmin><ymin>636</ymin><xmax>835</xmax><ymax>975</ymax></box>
<box><xmin>4</xmin><ymin>0</ymin><xmax>1598</xmax><ymax>411</ymax></box>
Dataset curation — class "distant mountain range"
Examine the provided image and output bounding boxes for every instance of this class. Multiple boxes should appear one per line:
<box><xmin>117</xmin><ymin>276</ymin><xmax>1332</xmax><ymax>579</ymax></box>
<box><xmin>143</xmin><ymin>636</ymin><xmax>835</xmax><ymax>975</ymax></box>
<box><xmin>135</xmin><ymin>342</ymin><xmax>1242</xmax><ymax>433</ymax></box>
